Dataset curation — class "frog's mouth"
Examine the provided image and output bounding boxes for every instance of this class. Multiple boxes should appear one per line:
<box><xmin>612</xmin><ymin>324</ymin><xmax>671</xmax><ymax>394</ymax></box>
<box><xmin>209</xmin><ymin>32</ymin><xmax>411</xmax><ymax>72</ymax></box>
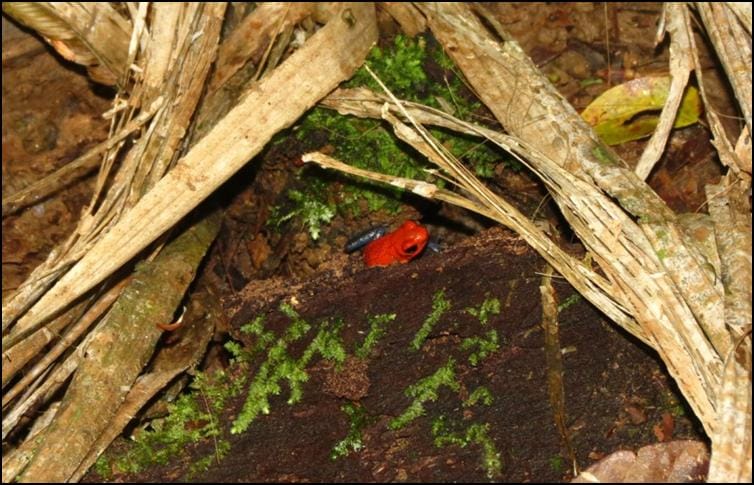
<box><xmin>400</xmin><ymin>239</ymin><xmax>426</xmax><ymax>257</ymax></box>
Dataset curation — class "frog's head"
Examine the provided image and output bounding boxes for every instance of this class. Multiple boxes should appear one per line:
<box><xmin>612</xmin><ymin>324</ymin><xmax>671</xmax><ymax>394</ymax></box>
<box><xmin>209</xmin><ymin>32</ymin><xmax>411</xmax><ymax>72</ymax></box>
<box><xmin>396</xmin><ymin>220</ymin><xmax>429</xmax><ymax>259</ymax></box>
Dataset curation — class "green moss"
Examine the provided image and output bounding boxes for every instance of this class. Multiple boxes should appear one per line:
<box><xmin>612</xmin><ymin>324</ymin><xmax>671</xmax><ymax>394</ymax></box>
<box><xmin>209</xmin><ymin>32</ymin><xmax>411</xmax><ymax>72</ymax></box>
<box><xmin>267</xmin><ymin>188</ymin><xmax>335</xmax><ymax>240</ymax></box>
<box><xmin>464</xmin><ymin>386</ymin><xmax>494</xmax><ymax>407</ymax></box>
<box><xmin>465</xmin><ymin>295</ymin><xmax>501</xmax><ymax>325</ymax></box>
<box><xmin>461</xmin><ymin>330</ymin><xmax>500</xmax><ymax>366</ymax></box>
<box><xmin>355</xmin><ymin>313</ymin><xmax>396</xmax><ymax>358</ymax></box>
<box><xmin>101</xmin><ymin>368</ymin><xmax>245</xmax><ymax>476</ymax></box>
<box><xmin>347</xmin><ymin>35</ymin><xmax>429</xmax><ymax>100</ymax></box>
<box><xmin>330</xmin><ymin>403</ymin><xmax>370</xmax><ymax>460</ymax></box>
<box><xmin>412</xmin><ymin>289</ymin><xmax>451</xmax><ymax>350</ymax></box>
<box><xmin>98</xmin><ymin>305</ymin><xmax>346</xmax><ymax>475</ymax></box>
<box><xmin>431</xmin><ymin>416</ymin><xmax>468</xmax><ymax>448</ymax></box>
<box><xmin>223</xmin><ymin>340</ymin><xmax>248</xmax><ymax>362</ymax></box>
<box><xmin>389</xmin><ymin>358</ymin><xmax>459</xmax><ymax>430</ymax></box>
<box><xmin>188</xmin><ymin>439</ymin><xmax>231</xmax><ymax>478</ymax></box>
<box><xmin>557</xmin><ymin>294</ymin><xmax>582</xmax><ymax>312</ymax></box>
<box><xmin>240</xmin><ymin>315</ymin><xmax>277</xmax><ymax>355</ymax></box>
<box><xmin>591</xmin><ymin>144</ymin><xmax>617</xmax><ymax>166</ymax></box>
<box><xmin>275</xmin><ymin>34</ymin><xmax>509</xmax><ymax>237</ymax></box>
<box><xmin>549</xmin><ymin>454</ymin><xmax>565</xmax><ymax>473</ymax></box>
<box><xmin>231</xmin><ymin>304</ymin><xmax>345</xmax><ymax>434</ymax></box>
<box><xmin>469</xmin><ymin>424</ymin><xmax>502</xmax><ymax>479</ymax></box>
<box><xmin>94</xmin><ymin>455</ymin><xmax>113</xmax><ymax>480</ymax></box>
<box><xmin>431</xmin><ymin>417</ymin><xmax>502</xmax><ymax>479</ymax></box>
<box><xmin>299</xmin><ymin>317</ymin><xmax>347</xmax><ymax>369</ymax></box>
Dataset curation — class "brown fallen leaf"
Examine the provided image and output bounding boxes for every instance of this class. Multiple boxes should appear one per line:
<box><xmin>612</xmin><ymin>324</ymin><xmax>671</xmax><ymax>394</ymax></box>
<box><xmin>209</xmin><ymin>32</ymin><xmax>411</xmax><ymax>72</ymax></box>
<box><xmin>572</xmin><ymin>440</ymin><xmax>708</xmax><ymax>483</ymax></box>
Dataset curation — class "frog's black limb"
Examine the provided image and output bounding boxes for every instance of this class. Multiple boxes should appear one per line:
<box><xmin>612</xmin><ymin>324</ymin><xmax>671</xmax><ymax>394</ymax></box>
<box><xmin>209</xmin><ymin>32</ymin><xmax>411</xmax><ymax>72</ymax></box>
<box><xmin>345</xmin><ymin>225</ymin><xmax>388</xmax><ymax>253</ymax></box>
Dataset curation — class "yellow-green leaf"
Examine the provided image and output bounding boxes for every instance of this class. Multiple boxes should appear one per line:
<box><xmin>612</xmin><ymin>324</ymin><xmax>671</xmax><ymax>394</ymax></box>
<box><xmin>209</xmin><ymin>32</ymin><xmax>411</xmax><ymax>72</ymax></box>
<box><xmin>581</xmin><ymin>76</ymin><xmax>701</xmax><ymax>145</ymax></box>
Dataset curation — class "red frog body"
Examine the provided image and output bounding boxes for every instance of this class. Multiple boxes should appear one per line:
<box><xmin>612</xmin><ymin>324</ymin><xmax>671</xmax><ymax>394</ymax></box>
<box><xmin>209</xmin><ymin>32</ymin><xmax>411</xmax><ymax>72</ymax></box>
<box><xmin>363</xmin><ymin>220</ymin><xmax>429</xmax><ymax>267</ymax></box>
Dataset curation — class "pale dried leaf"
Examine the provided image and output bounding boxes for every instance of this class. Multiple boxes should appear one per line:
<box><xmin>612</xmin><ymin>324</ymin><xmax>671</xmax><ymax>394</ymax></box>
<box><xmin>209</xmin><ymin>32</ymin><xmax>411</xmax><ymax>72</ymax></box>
<box><xmin>572</xmin><ymin>441</ymin><xmax>709</xmax><ymax>483</ymax></box>
<box><xmin>697</xmin><ymin>3</ymin><xmax>752</xmax><ymax>134</ymax></box>
<box><xmin>3</xmin><ymin>3</ymin><xmax>378</xmax><ymax>365</ymax></box>
<box><xmin>634</xmin><ymin>3</ymin><xmax>693</xmax><ymax>180</ymax></box>
<box><xmin>380</xmin><ymin>2</ymin><xmax>426</xmax><ymax>36</ymax></box>
<box><xmin>418</xmin><ymin>3</ymin><xmax>721</xmax><ymax>433</ymax></box>
<box><xmin>708</xmin><ymin>333</ymin><xmax>752</xmax><ymax>482</ymax></box>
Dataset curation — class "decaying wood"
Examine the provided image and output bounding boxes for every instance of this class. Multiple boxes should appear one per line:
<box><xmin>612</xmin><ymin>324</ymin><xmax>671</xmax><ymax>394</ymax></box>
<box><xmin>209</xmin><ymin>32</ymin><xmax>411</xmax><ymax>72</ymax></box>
<box><xmin>540</xmin><ymin>267</ymin><xmax>576</xmax><ymax>475</ymax></box>
<box><xmin>634</xmin><ymin>3</ymin><xmax>693</xmax><ymax>181</ymax></box>
<box><xmin>3</xmin><ymin>6</ymin><xmax>377</xmax><ymax>479</ymax></box>
<box><xmin>2</xmin><ymin>4</ymin><xmax>376</xmax><ymax>481</ymax></box>
<box><xmin>734</xmin><ymin>127</ymin><xmax>752</xmax><ymax>174</ymax></box>
<box><xmin>2</xmin><ymin>2</ymin><xmax>750</xmax><ymax>481</ymax></box>
<box><xmin>2</xmin><ymin>3</ymin><xmax>226</xmax><ymax>345</ymax></box>
<box><xmin>379</xmin><ymin>2</ymin><xmax>426</xmax><ymax>36</ymax></box>
<box><xmin>2</xmin><ymin>338</ymin><xmax>87</xmax><ymax>481</ymax></box>
<box><xmin>1</xmin><ymin>296</ymin><xmax>83</xmax><ymax>389</ymax></box>
<box><xmin>697</xmin><ymin>3</ymin><xmax>752</xmax><ymax>136</ymax></box>
<box><xmin>2</xmin><ymin>2</ymin><xmax>130</xmax><ymax>85</ymax></box>
<box><xmin>691</xmin><ymin>3</ymin><xmax>751</xmax><ymax>177</ymax></box>
<box><xmin>415</xmin><ymin>1</ymin><xmax>725</xmax><ymax>436</ymax></box>
<box><xmin>127</xmin><ymin>3</ymin><xmax>227</xmax><ymax>204</ymax></box>
<box><xmin>69</xmin><ymin>272</ymin><xmax>221</xmax><ymax>483</ymax></box>
<box><xmin>708</xmin><ymin>331</ymin><xmax>753</xmax><ymax>482</ymax></box>
<box><xmin>1</xmin><ymin>4</ymin><xmax>216</xmax><ymax>334</ymax></box>
<box><xmin>705</xmin><ymin>178</ymin><xmax>753</xmax><ymax>336</ymax></box>
<box><xmin>15</xmin><ymin>210</ymin><xmax>221</xmax><ymax>482</ymax></box>
<box><xmin>210</xmin><ymin>2</ymin><xmax>318</xmax><ymax>92</ymax></box>
<box><xmin>1</xmin><ymin>276</ymin><xmax>129</xmax><ymax>410</ymax></box>
<box><xmin>2</xmin><ymin>4</ymin><xmax>378</xmax><ymax>351</ymax></box>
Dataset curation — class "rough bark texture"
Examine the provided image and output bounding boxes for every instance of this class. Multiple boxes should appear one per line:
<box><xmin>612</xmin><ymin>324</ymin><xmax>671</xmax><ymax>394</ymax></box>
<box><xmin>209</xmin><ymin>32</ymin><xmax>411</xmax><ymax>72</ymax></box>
<box><xmin>18</xmin><ymin>211</ymin><xmax>221</xmax><ymax>483</ymax></box>
<box><xmin>6</xmin><ymin>3</ymin><xmax>378</xmax><ymax>342</ymax></box>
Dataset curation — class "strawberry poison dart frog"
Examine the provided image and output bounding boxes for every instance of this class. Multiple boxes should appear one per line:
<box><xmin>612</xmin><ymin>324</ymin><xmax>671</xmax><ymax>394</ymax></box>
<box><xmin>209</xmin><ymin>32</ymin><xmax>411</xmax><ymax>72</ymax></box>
<box><xmin>360</xmin><ymin>220</ymin><xmax>429</xmax><ymax>267</ymax></box>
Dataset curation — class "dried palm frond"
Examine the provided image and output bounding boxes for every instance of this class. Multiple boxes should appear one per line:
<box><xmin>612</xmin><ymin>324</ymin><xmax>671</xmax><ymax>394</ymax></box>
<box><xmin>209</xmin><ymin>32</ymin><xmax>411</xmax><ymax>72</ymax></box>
<box><xmin>2</xmin><ymin>2</ymin><xmax>130</xmax><ymax>85</ymax></box>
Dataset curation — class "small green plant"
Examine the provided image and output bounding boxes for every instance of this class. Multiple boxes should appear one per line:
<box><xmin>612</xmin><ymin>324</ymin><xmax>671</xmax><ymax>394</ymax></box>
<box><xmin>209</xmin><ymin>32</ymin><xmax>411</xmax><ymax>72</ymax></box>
<box><xmin>331</xmin><ymin>403</ymin><xmax>370</xmax><ymax>460</ymax></box>
<box><xmin>431</xmin><ymin>416</ymin><xmax>502</xmax><ymax>479</ymax></box>
<box><xmin>549</xmin><ymin>454</ymin><xmax>565</xmax><ymax>473</ymax></box>
<box><xmin>188</xmin><ymin>440</ymin><xmax>231</xmax><ymax>478</ymax></box>
<box><xmin>389</xmin><ymin>358</ymin><xmax>459</xmax><ymax>430</ymax></box>
<box><xmin>464</xmin><ymin>386</ymin><xmax>494</xmax><ymax>407</ymax></box>
<box><xmin>465</xmin><ymin>295</ymin><xmax>501</xmax><ymax>325</ymax></box>
<box><xmin>355</xmin><ymin>313</ymin><xmax>396</xmax><ymax>358</ymax></box>
<box><xmin>347</xmin><ymin>35</ymin><xmax>429</xmax><ymax>100</ymax></box>
<box><xmin>431</xmin><ymin>416</ymin><xmax>467</xmax><ymax>448</ymax></box>
<box><xmin>240</xmin><ymin>315</ymin><xmax>277</xmax><ymax>354</ymax></box>
<box><xmin>299</xmin><ymin>317</ymin><xmax>347</xmax><ymax>371</ymax></box>
<box><xmin>223</xmin><ymin>340</ymin><xmax>248</xmax><ymax>363</ymax></box>
<box><xmin>412</xmin><ymin>289</ymin><xmax>451</xmax><ymax>350</ymax></box>
<box><xmin>277</xmin><ymin>34</ymin><xmax>508</xmax><ymax>236</ymax></box>
<box><xmin>557</xmin><ymin>294</ymin><xmax>582</xmax><ymax>312</ymax></box>
<box><xmin>231</xmin><ymin>304</ymin><xmax>346</xmax><ymax>434</ymax></box>
<box><xmin>461</xmin><ymin>330</ymin><xmax>500</xmax><ymax>366</ymax></box>
<box><xmin>94</xmin><ymin>455</ymin><xmax>113</xmax><ymax>480</ymax></box>
<box><xmin>267</xmin><ymin>188</ymin><xmax>335</xmax><ymax>240</ymax></box>
<box><xmin>100</xmin><ymin>369</ymin><xmax>245</xmax><ymax>476</ymax></box>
